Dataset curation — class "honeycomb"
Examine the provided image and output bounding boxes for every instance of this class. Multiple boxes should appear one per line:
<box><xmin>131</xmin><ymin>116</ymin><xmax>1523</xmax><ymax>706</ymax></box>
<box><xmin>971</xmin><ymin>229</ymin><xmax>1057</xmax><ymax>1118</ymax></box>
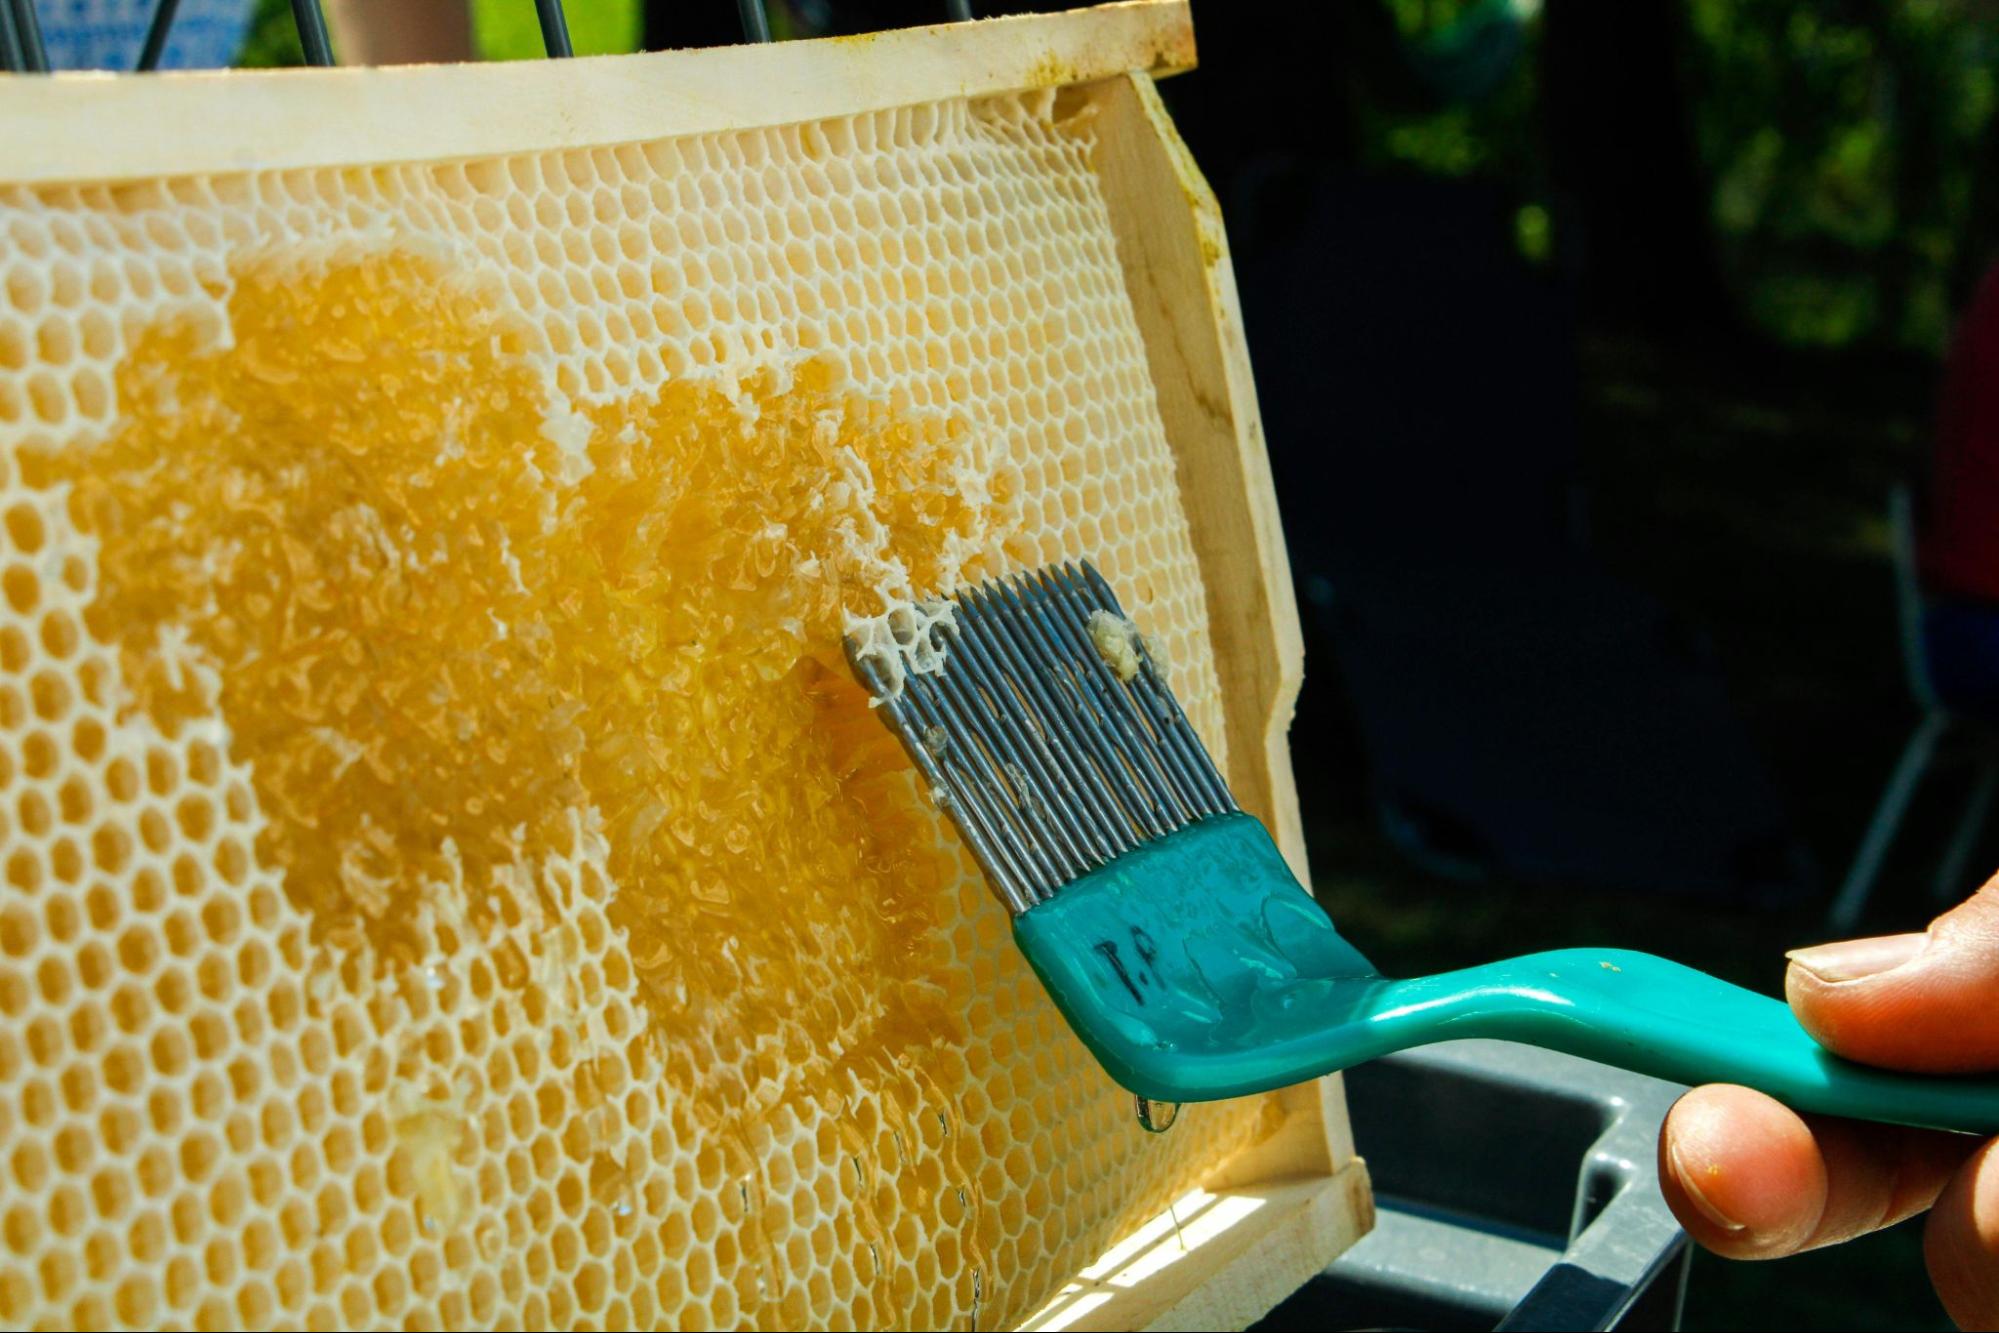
<box><xmin>0</xmin><ymin>87</ymin><xmax>1287</xmax><ymax>1330</ymax></box>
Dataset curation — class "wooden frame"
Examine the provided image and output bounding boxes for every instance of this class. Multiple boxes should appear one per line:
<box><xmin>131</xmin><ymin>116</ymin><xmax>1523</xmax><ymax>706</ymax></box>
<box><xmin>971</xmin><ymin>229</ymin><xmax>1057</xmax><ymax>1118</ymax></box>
<box><xmin>0</xmin><ymin>5</ymin><xmax>1371</xmax><ymax>1328</ymax></box>
<box><xmin>0</xmin><ymin>1</ymin><xmax>1193</xmax><ymax>186</ymax></box>
<box><xmin>1022</xmin><ymin>69</ymin><xmax>1374</xmax><ymax>1332</ymax></box>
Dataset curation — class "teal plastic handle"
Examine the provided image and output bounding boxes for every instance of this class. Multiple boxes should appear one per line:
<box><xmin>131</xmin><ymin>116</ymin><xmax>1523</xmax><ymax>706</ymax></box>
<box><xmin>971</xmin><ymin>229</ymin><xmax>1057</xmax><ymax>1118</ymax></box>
<box><xmin>1013</xmin><ymin>814</ymin><xmax>1999</xmax><ymax>1134</ymax></box>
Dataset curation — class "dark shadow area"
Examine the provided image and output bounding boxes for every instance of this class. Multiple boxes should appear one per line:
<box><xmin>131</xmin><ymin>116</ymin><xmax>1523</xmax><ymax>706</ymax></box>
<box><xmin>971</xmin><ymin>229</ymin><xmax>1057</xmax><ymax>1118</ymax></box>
<box><xmin>1255</xmin><ymin>1043</ymin><xmax>1695</xmax><ymax>1332</ymax></box>
<box><xmin>1343</xmin><ymin>1056</ymin><xmax>1609</xmax><ymax>1241</ymax></box>
<box><xmin>1152</xmin><ymin>2</ymin><xmax>1996</xmax><ymax>1329</ymax></box>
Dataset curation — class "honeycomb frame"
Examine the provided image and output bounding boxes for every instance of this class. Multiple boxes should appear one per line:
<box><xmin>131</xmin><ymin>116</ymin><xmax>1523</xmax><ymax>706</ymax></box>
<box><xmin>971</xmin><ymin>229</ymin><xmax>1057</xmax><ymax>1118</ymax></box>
<box><xmin>0</xmin><ymin>7</ymin><xmax>1372</xmax><ymax>1331</ymax></box>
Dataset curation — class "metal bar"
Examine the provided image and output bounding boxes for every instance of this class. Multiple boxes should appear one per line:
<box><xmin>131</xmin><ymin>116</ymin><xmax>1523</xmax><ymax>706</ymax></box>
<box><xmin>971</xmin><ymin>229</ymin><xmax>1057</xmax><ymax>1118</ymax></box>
<box><xmin>737</xmin><ymin>0</ymin><xmax>771</xmax><ymax>43</ymax></box>
<box><xmin>535</xmin><ymin>0</ymin><xmax>573</xmax><ymax>57</ymax></box>
<box><xmin>0</xmin><ymin>0</ymin><xmax>25</xmax><ymax>75</ymax></box>
<box><xmin>900</xmin><ymin>675</ymin><xmax>1062</xmax><ymax>903</ymax></box>
<box><xmin>1828</xmin><ymin>709</ymin><xmax>1951</xmax><ymax>932</ymax></box>
<box><xmin>1934</xmin><ymin>756</ymin><xmax>1999</xmax><ymax>905</ymax></box>
<box><xmin>847</xmin><ymin>645</ymin><xmax>1036</xmax><ymax>914</ymax></box>
<box><xmin>11</xmin><ymin>0</ymin><xmax>47</xmax><ymax>73</ymax></box>
<box><xmin>1018</xmin><ymin>571</ymin><xmax>1185</xmax><ymax>829</ymax></box>
<box><xmin>989</xmin><ymin>578</ymin><xmax>1171</xmax><ymax>839</ymax></box>
<box><xmin>1049</xmin><ymin>566</ymin><xmax>1220</xmax><ymax>817</ymax></box>
<box><xmin>943</xmin><ymin>606</ymin><xmax>1121</xmax><ymax>866</ymax></box>
<box><xmin>926</xmin><ymin>638</ymin><xmax>1095</xmax><ymax>889</ymax></box>
<box><xmin>289</xmin><ymin>0</ymin><xmax>335</xmax><ymax>65</ymax></box>
<box><xmin>971</xmin><ymin>583</ymin><xmax>1151</xmax><ymax>848</ymax></box>
<box><xmin>1079</xmin><ymin>562</ymin><xmax>1237</xmax><ymax>813</ymax></box>
<box><xmin>950</xmin><ymin>589</ymin><xmax>1132</xmax><ymax>857</ymax></box>
<box><xmin>135</xmin><ymin>0</ymin><xmax>182</xmax><ymax>71</ymax></box>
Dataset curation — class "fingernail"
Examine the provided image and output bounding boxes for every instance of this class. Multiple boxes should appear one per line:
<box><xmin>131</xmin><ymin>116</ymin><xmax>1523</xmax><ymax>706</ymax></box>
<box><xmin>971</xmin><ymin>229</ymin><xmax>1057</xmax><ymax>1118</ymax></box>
<box><xmin>1667</xmin><ymin>1141</ymin><xmax>1746</xmax><ymax>1233</ymax></box>
<box><xmin>1786</xmin><ymin>932</ymin><xmax>1928</xmax><ymax>984</ymax></box>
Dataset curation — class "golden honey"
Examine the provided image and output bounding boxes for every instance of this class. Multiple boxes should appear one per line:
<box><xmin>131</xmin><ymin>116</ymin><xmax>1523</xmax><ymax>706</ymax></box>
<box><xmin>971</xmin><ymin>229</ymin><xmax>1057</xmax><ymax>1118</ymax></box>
<box><xmin>0</xmin><ymin>91</ymin><xmax>1280</xmax><ymax>1331</ymax></box>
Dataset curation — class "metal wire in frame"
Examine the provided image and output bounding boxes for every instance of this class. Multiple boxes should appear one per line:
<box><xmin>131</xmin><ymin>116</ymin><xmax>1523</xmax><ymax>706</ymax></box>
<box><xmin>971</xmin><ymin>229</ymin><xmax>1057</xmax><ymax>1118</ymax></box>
<box><xmin>13</xmin><ymin>1</ymin><xmax>986</xmax><ymax>78</ymax></box>
<box><xmin>0</xmin><ymin>2</ymin><xmax>22</xmax><ymax>74</ymax></box>
<box><xmin>135</xmin><ymin>0</ymin><xmax>182</xmax><ymax>71</ymax></box>
<box><xmin>121</xmin><ymin>0</ymin><xmax>331</xmax><ymax>72</ymax></box>
<box><xmin>289</xmin><ymin>0</ymin><xmax>334</xmax><ymax>65</ymax></box>
<box><xmin>8</xmin><ymin>0</ymin><xmax>45</xmax><ymax>72</ymax></box>
<box><xmin>535</xmin><ymin>0</ymin><xmax>573</xmax><ymax>57</ymax></box>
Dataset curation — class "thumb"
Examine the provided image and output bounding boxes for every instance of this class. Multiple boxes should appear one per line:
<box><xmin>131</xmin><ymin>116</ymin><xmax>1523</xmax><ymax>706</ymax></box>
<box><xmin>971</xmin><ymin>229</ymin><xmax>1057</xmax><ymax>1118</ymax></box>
<box><xmin>1786</xmin><ymin>877</ymin><xmax>1999</xmax><ymax>1073</ymax></box>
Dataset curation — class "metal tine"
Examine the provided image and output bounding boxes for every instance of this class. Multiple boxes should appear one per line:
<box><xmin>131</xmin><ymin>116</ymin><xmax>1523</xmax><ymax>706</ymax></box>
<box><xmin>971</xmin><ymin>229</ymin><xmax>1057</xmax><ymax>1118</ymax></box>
<box><xmin>894</xmin><ymin>677</ymin><xmax>1048</xmax><ymax>898</ymax></box>
<box><xmin>1137</xmin><ymin>666</ymin><xmax>1235</xmax><ymax>812</ymax></box>
<box><xmin>289</xmin><ymin>0</ymin><xmax>334</xmax><ymax>65</ymax></box>
<box><xmin>981</xmin><ymin>579</ymin><xmax>1165</xmax><ymax>844</ymax></box>
<box><xmin>955</xmin><ymin>584</ymin><xmax>1139</xmax><ymax>856</ymax></box>
<box><xmin>1114</xmin><ymin>658</ymin><xmax>1235</xmax><ymax>811</ymax></box>
<box><xmin>945</xmin><ymin>0</ymin><xmax>973</xmax><ymax>21</ymax></box>
<box><xmin>1013</xmin><ymin>583</ymin><xmax>1181</xmax><ymax>841</ymax></box>
<box><xmin>932</xmin><ymin>766</ymin><xmax>1043</xmax><ymax>909</ymax></box>
<box><xmin>1019</xmin><ymin>569</ymin><xmax>1192</xmax><ymax>828</ymax></box>
<box><xmin>922</xmin><ymin>624</ymin><xmax>1074</xmax><ymax>859</ymax></box>
<box><xmin>901</xmin><ymin>668</ymin><xmax>1071</xmax><ymax>898</ymax></box>
<box><xmin>535</xmin><ymin>0</ymin><xmax>574</xmax><ymax>57</ymax></box>
<box><xmin>1044</xmin><ymin>565</ymin><xmax>1216</xmax><ymax>819</ymax></box>
<box><xmin>11</xmin><ymin>0</ymin><xmax>45</xmax><ymax>72</ymax></box>
<box><xmin>851</xmin><ymin>628</ymin><xmax>1067</xmax><ymax>912</ymax></box>
<box><xmin>854</xmin><ymin>655</ymin><xmax>1037</xmax><ymax>913</ymax></box>
<box><xmin>922</xmin><ymin>626</ymin><xmax>1097</xmax><ymax>883</ymax></box>
<box><xmin>1079</xmin><ymin>561</ymin><xmax>1238</xmax><ymax>812</ymax></box>
<box><xmin>949</xmin><ymin>588</ymin><xmax>1128</xmax><ymax>862</ymax></box>
<box><xmin>737</xmin><ymin>0</ymin><xmax>771</xmax><ymax>43</ymax></box>
<box><xmin>135</xmin><ymin>0</ymin><xmax>181</xmax><ymax>71</ymax></box>
<box><xmin>846</xmin><ymin>563</ymin><xmax>1248</xmax><ymax>916</ymax></box>
<box><xmin>1005</xmin><ymin>570</ymin><xmax>1183</xmax><ymax>836</ymax></box>
<box><xmin>1065</xmin><ymin>564</ymin><xmax>1233</xmax><ymax>815</ymax></box>
<box><xmin>899</xmin><ymin>673</ymin><xmax>1065</xmax><ymax>900</ymax></box>
<box><xmin>931</xmin><ymin>742</ymin><xmax>1050</xmax><ymax>909</ymax></box>
<box><xmin>0</xmin><ymin>2</ymin><xmax>24</xmax><ymax>75</ymax></box>
<box><xmin>1034</xmin><ymin>563</ymin><xmax>1196</xmax><ymax>815</ymax></box>
<box><xmin>944</xmin><ymin>594</ymin><xmax>1110</xmax><ymax>858</ymax></box>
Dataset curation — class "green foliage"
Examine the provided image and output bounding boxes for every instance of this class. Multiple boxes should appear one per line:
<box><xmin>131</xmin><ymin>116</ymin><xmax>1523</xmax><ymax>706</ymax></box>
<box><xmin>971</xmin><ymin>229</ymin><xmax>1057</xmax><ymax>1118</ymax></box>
<box><xmin>1514</xmin><ymin>200</ymin><xmax>1552</xmax><ymax>264</ymax></box>
<box><xmin>1354</xmin><ymin>0</ymin><xmax>1999</xmax><ymax>353</ymax></box>
<box><xmin>238</xmin><ymin>0</ymin><xmax>640</xmax><ymax>66</ymax></box>
<box><xmin>471</xmin><ymin>0</ymin><xmax>639</xmax><ymax>60</ymax></box>
<box><xmin>1353</xmin><ymin>1</ymin><xmax>1544</xmax><ymax>185</ymax></box>
<box><xmin>239</xmin><ymin>0</ymin><xmax>305</xmax><ymax>67</ymax></box>
<box><xmin>1688</xmin><ymin>0</ymin><xmax>1996</xmax><ymax>350</ymax></box>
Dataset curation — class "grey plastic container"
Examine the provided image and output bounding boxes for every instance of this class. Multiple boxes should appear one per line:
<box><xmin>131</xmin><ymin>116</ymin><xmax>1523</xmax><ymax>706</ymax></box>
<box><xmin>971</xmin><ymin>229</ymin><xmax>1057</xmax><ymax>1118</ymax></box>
<box><xmin>1253</xmin><ymin>1039</ymin><xmax>1691</xmax><ymax>1332</ymax></box>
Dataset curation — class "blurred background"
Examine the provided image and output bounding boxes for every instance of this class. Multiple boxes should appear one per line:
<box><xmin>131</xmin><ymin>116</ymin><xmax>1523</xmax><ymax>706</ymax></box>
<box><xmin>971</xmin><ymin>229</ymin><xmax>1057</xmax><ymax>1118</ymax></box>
<box><xmin>195</xmin><ymin>0</ymin><xmax>1999</xmax><ymax>1325</ymax></box>
<box><xmin>1164</xmin><ymin>5</ymin><xmax>1998</xmax><ymax>1327</ymax></box>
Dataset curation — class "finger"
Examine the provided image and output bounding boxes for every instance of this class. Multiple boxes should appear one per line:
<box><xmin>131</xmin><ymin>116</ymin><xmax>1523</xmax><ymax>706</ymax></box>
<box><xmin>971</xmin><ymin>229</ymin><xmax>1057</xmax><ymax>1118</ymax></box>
<box><xmin>1661</xmin><ymin>1084</ymin><xmax>1976</xmax><ymax>1260</ymax></box>
<box><xmin>1786</xmin><ymin>876</ymin><xmax>1999</xmax><ymax>1072</ymax></box>
<box><xmin>1927</xmin><ymin>1139</ymin><xmax>1999</xmax><ymax>1332</ymax></box>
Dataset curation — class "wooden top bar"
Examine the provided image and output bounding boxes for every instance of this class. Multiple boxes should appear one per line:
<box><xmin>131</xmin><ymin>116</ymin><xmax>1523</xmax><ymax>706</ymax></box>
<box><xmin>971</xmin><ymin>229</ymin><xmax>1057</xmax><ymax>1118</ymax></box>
<box><xmin>0</xmin><ymin>1</ymin><xmax>1193</xmax><ymax>186</ymax></box>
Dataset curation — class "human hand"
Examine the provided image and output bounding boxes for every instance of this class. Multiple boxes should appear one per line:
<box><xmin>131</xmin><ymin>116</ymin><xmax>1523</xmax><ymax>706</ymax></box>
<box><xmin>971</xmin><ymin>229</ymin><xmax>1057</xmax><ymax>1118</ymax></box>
<box><xmin>324</xmin><ymin>0</ymin><xmax>475</xmax><ymax>66</ymax></box>
<box><xmin>1658</xmin><ymin>882</ymin><xmax>1999</xmax><ymax>1327</ymax></box>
